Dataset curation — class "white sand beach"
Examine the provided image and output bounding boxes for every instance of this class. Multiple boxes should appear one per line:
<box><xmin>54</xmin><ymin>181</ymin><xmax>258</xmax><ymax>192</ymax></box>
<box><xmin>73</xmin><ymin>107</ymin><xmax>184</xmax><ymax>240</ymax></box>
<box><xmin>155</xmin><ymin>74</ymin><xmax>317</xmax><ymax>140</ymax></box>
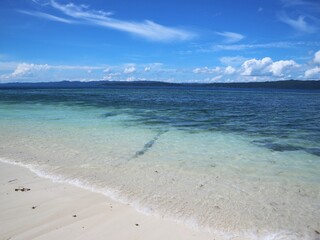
<box><xmin>0</xmin><ymin>161</ymin><xmax>217</xmax><ymax>240</ymax></box>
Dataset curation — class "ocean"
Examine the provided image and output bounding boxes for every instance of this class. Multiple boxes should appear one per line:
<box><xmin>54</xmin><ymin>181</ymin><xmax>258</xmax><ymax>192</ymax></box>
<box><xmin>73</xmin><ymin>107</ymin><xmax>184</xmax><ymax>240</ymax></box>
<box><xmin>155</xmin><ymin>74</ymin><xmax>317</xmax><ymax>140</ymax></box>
<box><xmin>0</xmin><ymin>86</ymin><xmax>319</xmax><ymax>239</ymax></box>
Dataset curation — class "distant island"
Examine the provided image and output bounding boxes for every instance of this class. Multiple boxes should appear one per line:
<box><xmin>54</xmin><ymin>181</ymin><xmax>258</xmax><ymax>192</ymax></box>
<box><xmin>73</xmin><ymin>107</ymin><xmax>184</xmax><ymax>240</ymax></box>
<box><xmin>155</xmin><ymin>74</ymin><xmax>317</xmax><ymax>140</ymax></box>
<box><xmin>0</xmin><ymin>80</ymin><xmax>320</xmax><ymax>90</ymax></box>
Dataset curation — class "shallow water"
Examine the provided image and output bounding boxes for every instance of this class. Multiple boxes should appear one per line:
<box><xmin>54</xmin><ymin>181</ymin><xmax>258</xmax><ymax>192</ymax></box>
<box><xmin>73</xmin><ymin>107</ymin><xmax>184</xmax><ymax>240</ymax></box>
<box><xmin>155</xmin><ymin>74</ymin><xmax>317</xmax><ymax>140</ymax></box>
<box><xmin>0</xmin><ymin>87</ymin><xmax>319</xmax><ymax>239</ymax></box>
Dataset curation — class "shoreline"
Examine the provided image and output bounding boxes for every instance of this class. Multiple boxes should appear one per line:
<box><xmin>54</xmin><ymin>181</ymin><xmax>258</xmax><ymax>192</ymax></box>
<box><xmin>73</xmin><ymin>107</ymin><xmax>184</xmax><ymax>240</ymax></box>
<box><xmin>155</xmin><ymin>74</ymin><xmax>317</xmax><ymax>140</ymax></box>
<box><xmin>1</xmin><ymin>156</ymin><xmax>318</xmax><ymax>240</ymax></box>
<box><xmin>0</xmin><ymin>159</ymin><xmax>218</xmax><ymax>240</ymax></box>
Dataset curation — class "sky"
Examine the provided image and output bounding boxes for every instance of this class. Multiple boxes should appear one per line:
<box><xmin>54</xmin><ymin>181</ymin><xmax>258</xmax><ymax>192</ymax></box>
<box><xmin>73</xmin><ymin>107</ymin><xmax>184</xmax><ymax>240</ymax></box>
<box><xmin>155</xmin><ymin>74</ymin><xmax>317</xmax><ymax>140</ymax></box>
<box><xmin>0</xmin><ymin>0</ymin><xmax>320</xmax><ymax>83</ymax></box>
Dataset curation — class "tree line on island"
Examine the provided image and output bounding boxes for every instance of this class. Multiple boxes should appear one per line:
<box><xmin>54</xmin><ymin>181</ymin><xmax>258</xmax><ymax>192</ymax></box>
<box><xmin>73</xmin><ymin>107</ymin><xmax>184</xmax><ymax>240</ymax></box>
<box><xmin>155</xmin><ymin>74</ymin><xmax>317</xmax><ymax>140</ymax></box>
<box><xmin>0</xmin><ymin>80</ymin><xmax>320</xmax><ymax>90</ymax></box>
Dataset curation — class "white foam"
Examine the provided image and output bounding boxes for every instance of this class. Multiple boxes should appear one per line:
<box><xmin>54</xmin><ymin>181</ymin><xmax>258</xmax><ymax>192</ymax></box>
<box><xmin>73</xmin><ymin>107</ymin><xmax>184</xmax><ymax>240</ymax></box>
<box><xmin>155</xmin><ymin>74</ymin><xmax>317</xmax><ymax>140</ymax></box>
<box><xmin>0</xmin><ymin>157</ymin><xmax>127</xmax><ymax>204</ymax></box>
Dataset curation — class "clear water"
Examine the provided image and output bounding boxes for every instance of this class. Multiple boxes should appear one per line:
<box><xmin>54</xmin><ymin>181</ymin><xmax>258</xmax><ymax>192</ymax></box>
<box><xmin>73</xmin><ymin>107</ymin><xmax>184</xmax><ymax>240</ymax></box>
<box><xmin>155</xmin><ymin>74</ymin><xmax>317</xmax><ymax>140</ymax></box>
<box><xmin>0</xmin><ymin>87</ymin><xmax>319</xmax><ymax>239</ymax></box>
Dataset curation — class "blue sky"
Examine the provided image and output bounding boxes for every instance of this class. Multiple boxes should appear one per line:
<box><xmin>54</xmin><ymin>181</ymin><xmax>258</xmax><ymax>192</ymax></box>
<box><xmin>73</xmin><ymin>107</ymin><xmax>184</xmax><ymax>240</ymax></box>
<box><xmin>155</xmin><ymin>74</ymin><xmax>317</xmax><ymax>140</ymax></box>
<box><xmin>0</xmin><ymin>0</ymin><xmax>320</xmax><ymax>82</ymax></box>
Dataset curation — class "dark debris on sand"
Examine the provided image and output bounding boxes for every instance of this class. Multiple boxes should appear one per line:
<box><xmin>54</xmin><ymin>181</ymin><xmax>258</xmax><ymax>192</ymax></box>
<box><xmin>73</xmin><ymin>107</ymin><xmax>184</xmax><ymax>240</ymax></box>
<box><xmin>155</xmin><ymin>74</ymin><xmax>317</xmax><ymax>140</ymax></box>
<box><xmin>14</xmin><ymin>187</ymin><xmax>30</xmax><ymax>192</ymax></box>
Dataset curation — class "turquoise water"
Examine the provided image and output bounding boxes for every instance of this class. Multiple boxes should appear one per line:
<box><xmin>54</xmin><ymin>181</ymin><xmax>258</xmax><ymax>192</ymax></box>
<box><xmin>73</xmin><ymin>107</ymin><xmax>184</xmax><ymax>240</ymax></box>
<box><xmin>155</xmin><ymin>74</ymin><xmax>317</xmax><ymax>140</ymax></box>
<box><xmin>0</xmin><ymin>87</ymin><xmax>319</xmax><ymax>239</ymax></box>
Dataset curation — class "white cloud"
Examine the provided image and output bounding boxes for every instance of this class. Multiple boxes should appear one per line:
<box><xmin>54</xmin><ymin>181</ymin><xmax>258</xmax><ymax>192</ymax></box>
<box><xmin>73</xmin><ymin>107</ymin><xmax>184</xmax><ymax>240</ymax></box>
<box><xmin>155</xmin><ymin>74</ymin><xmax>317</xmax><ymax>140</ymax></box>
<box><xmin>241</xmin><ymin>57</ymin><xmax>272</xmax><ymax>76</ymax></box>
<box><xmin>304</xmin><ymin>66</ymin><xmax>320</xmax><ymax>78</ymax></box>
<box><xmin>51</xmin><ymin>65</ymin><xmax>102</xmax><ymax>70</ymax></box>
<box><xmin>313</xmin><ymin>50</ymin><xmax>320</xmax><ymax>64</ymax></box>
<box><xmin>224</xmin><ymin>66</ymin><xmax>236</xmax><ymax>75</ymax></box>
<box><xmin>0</xmin><ymin>62</ymin><xmax>106</xmax><ymax>82</ymax></box>
<box><xmin>102</xmin><ymin>72</ymin><xmax>122</xmax><ymax>81</ymax></box>
<box><xmin>143</xmin><ymin>63</ymin><xmax>163</xmax><ymax>72</ymax></box>
<box><xmin>19</xmin><ymin>10</ymin><xmax>73</xmax><ymax>24</ymax></box>
<box><xmin>0</xmin><ymin>59</ymin><xmax>308</xmax><ymax>83</ymax></box>
<box><xmin>2</xmin><ymin>63</ymin><xmax>50</xmax><ymax>79</ymax></box>
<box><xmin>193</xmin><ymin>66</ymin><xmax>220</xmax><ymax>74</ymax></box>
<box><xmin>126</xmin><ymin>76</ymin><xmax>136</xmax><ymax>81</ymax></box>
<box><xmin>144</xmin><ymin>67</ymin><xmax>151</xmax><ymax>72</ymax></box>
<box><xmin>216</xmin><ymin>31</ymin><xmax>245</xmax><ymax>43</ymax></box>
<box><xmin>208</xmin><ymin>41</ymin><xmax>301</xmax><ymax>52</ymax></box>
<box><xmin>103</xmin><ymin>68</ymin><xmax>111</xmax><ymax>73</ymax></box>
<box><xmin>210</xmin><ymin>75</ymin><xmax>223</xmax><ymax>82</ymax></box>
<box><xmin>305</xmin><ymin>66</ymin><xmax>320</xmax><ymax>77</ymax></box>
<box><xmin>25</xmin><ymin>0</ymin><xmax>195</xmax><ymax>42</ymax></box>
<box><xmin>278</xmin><ymin>13</ymin><xmax>316</xmax><ymax>33</ymax></box>
<box><xmin>123</xmin><ymin>66</ymin><xmax>136</xmax><ymax>74</ymax></box>
<box><xmin>304</xmin><ymin>50</ymin><xmax>320</xmax><ymax>78</ymax></box>
<box><xmin>269</xmin><ymin>60</ymin><xmax>298</xmax><ymax>76</ymax></box>
<box><xmin>241</xmin><ymin>57</ymin><xmax>298</xmax><ymax>77</ymax></box>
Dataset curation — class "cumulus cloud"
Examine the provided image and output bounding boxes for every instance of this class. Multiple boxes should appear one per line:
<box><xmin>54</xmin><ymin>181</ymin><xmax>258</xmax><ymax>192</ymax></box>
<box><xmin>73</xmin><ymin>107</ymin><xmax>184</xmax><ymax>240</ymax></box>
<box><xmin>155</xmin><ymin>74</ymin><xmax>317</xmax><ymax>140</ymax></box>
<box><xmin>241</xmin><ymin>57</ymin><xmax>298</xmax><ymax>77</ymax></box>
<box><xmin>269</xmin><ymin>60</ymin><xmax>298</xmax><ymax>76</ymax></box>
<box><xmin>313</xmin><ymin>50</ymin><xmax>320</xmax><ymax>64</ymax></box>
<box><xmin>304</xmin><ymin>50</ymin><xmax>320</xmax><ymax>78</ymax></box>
<box><xmin>241</xmin><ymin>57</ymin><xmax>273</xmax><ymax>76</ymax></box>
<box><xmin>123</xmin><ymin>66</ymin><xmax>136</xmax><ymax>74</ymax></box>
<box><xmin>224</xmin><ymin>66</ymin><xmax>236</xmax><ymax>75</ymax></box>
<box><xmin>143</xmin><ymin>63</ymin><xmax>163</xmax><ymax>72</ymax></box>
<box><xmin>305</xmin><ymin>66</ymin><xmax>320</xmax><ymax>78</ymax></box>
<box><xmin>0</xmin><ymin>62</ymin><xmax>106</xmax><ymax>82</ymax></box>
<box><xmin>216</xmin><ymin>31</ymin><xmax>245</xmax><ymax>43</ymax></box>
<box><xmin>2</xmin><ymin>63</ymin><xmax>50</xmax><ymax>79</ymax></box>
<box><xmin>25</xmin><ymin>0</ymin><xmax>195</xmax><ymax>42</ymax></box>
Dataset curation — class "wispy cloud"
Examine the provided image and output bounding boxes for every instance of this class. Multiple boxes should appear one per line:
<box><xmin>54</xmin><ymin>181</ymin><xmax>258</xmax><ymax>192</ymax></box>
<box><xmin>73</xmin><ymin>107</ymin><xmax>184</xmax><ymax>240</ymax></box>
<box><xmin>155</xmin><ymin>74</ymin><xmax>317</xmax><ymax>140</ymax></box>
<box><xmin>25</xmin><ymin>0</ymin><xmax>196</xmax><ymax>42</ymax></box>
<box><xmin>281</xmin><ymin>0</ymin><xmax>320</xmax><ymax>9</ymax></box>
<box><xmin>216</xmin><ymin>31</ymin><xmax>245</xmax><ymax>43</ymax></box>
<box><xmin>205</xmin><ymin>41</ymin><xmax>300</xmax><ymax>52</ymax></box>
<box><xmin>278</xmin><ymin>13</ymin><xmax>317</xmax><ymax>33</ymax></box>
<box><xmin>219</xmin><ymin>56</ymin><xmax>248</xmax><ymax>66</ymax></box>
<box><xmin>193</xmin><ymin>66</ymin><xmax>221</xmax><ymax>74</ymax></box>
<box><xmin>19</xmin><ymin>10</ymin><xmax>74</xmax><ymax>24</ymax></box>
